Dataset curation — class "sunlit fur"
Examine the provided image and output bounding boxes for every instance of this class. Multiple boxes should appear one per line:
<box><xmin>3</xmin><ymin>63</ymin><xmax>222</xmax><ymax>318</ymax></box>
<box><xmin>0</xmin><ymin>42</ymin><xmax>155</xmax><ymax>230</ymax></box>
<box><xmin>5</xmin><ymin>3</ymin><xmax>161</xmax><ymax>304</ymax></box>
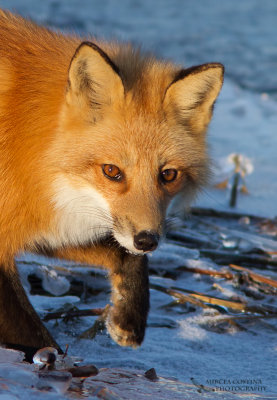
<box><xmin>0</xmin><ymin>9</ymin><xmax>224</xmax><ymax>259</ymax></box>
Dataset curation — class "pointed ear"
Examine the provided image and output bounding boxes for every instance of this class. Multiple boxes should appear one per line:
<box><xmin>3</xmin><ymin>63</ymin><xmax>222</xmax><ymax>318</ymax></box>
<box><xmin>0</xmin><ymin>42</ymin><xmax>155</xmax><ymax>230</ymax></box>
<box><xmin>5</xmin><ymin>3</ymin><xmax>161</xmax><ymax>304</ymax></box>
<box><xmin>67</xmin><ymin>42</ymin><xmax>124</xmax><ymax>116</ymax></box>
<box><xmin>164</xmin><ymin>63</ymin><xmax>224</xmax><ymax>134</ymax></box>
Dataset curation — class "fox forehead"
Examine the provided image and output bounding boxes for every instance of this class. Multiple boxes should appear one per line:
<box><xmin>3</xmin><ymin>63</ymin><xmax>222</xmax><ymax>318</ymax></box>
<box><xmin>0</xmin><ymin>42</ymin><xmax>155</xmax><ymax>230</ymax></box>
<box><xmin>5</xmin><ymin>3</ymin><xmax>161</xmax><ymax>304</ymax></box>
<box><xmin>76</xmin><ymin>110</ymin><xmax>207</xmax><ymax>169</ymax></box>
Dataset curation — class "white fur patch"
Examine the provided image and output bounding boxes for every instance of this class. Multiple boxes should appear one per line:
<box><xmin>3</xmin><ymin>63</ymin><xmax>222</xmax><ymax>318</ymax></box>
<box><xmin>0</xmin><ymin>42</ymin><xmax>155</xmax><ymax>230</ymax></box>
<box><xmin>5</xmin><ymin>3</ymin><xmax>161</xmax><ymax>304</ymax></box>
<box><xmin>44</xmin><ymin>176</ymin><xmax>113</xmax><ymax>248</ymax></box>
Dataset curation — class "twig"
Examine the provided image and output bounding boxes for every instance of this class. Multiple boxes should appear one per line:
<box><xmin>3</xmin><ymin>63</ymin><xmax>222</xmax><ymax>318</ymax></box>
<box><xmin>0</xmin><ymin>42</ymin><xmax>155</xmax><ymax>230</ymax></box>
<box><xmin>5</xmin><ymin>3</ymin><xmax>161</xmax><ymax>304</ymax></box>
<box><xmin>167</xmin><ymin>289</ymin><xmax>211</xmax><ymax>309</ymax></box>
<box><xmin>229</xmin><ymin>172</ymin><xmax>240</xmax><ymax>207</ymax></box>
<box><xmin>170</xmin><ymin>290</ymin><xmax>247</xmax><ymax>311</ymax></box>
<box><xmin>43</xmin><ymin>308</ymin><xmax>104</xmax><ymax>322</ymax></box>
<box><xmin>230</xmin><ymin>264</ymin><xmax>277</xmax><ymax>288</ymax></box>
<box><xmin>178</xmin><ymin>265</ymin><xmax>233</xmax><ymax>279</ymax></box>
<box><xmin>151</xmin><ymin>283</ymin><xmax>275</xmax><ymax>314</ymax></box>
<box><xmin>151</xmin><ymin>283</ymin><xmax>246</xmax><ymax>311</ymax></box>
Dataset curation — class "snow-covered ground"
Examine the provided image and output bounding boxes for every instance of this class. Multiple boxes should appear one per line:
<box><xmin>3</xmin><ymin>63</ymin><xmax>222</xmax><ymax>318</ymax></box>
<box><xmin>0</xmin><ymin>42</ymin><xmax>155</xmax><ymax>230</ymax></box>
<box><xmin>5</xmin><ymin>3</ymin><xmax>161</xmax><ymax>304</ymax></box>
<box><xmin>0</xmin><ymin>0</ymin><xmax>276</xmax><ymax>398</ymax></box>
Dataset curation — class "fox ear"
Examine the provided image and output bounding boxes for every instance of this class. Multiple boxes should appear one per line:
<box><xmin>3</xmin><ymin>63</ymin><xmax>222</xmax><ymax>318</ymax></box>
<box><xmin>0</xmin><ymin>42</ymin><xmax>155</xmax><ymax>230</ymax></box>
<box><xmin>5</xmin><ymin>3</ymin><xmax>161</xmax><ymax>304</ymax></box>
<box><xmin>67</xmin><ymin>42</ymin><xmax>124</xmax><ymax>115</ymax></box>
<box><xmin>164</xmin><ymin>63</ymin><xmax>224</xmax><ymax>134</ymax></box>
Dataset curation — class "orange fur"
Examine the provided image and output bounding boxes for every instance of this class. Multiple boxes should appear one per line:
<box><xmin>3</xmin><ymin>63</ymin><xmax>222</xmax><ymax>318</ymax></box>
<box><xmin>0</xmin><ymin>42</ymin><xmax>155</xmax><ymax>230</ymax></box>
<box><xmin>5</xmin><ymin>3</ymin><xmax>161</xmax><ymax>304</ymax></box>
<box><xmin>0</xmin><ymin>9</ymin><xmax>223</xmax><ymax>353</ymax></box>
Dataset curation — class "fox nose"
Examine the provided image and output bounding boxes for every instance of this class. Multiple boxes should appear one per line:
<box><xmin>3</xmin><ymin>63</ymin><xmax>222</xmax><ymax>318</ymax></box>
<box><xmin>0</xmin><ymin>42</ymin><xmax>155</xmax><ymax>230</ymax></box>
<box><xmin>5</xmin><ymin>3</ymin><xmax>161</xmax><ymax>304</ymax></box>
<box><xmin>134</xmin><ymin>231</ymin><xmax>160</xmax><ymax>252</ymax></box>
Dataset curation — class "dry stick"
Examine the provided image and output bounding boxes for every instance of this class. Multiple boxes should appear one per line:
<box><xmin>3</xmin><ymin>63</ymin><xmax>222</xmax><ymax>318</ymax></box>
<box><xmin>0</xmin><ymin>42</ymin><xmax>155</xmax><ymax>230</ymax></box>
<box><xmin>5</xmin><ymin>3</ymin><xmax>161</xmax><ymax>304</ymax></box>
<box><xmin>152</xmin><ymin>285</ymin><xmax>277</xmax><ymax>329</ymax></box>
<box><xmin>185</xmin><ymin>293</ymin><xmax>246</xmax><ymax>311</ymax></box>
<box><xmin>151</xmin><ymin>283</ymin><xmax>246</xmax><ymax>311</ymax></box>
<box><xmin>150</xmin><ymin>283</ymin><xmax>203</xmax><ymax>307</ymax></box>
<box><xmin>178</xmin><ymin>265</ymin><xmax>233</xmax><ymax>279</ymax></box>
<box><xmin>171</xmin><ymin>287</ymin><xmax>276</xmax><ymax>314</ymax></box>
<box><xmin>167</xmin><ymin>290</ymin><xmax>211</xmax><ymax>309</ymax></box>
<box><xmin>151</xmin><ymin>283</ymin><xmax>275</xmax><ymax>315</ymax></box>
<box><xmin>230</xmin><ymin>264</ymin><xmax>277</xmax><ymax>288</ymax></box>
<box><xmin>229</xmin><ymin>172</ymin><xmax>240</xmax><ymax>208</ymax></box>
<box><xmin>43</xmin><ymin>308</ymin><xmax>104</xmax><ymax>322</ymax></box>
<box><xmin>168</xmin><ymin>289</ymin><xmax>247</xmax><ymax>311</ymax></box>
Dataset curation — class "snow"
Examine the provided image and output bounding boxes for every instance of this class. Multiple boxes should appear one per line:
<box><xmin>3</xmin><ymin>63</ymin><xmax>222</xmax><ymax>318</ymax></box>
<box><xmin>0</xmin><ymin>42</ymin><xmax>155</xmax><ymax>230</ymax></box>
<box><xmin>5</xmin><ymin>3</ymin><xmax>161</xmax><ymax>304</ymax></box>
<box><xmin>0</xmin><ymin>0</ymin><xmax>276</xmax><ymax>398</ymax></box>
<box><xmin>12</xmin><ymin>242</ymin><xmax>277</xmax><ymax>397</ymax></box>
<box><xmin>200</xmin><ymin>79</ymin><xmax>277</xmax><ymax>217</ymax></box>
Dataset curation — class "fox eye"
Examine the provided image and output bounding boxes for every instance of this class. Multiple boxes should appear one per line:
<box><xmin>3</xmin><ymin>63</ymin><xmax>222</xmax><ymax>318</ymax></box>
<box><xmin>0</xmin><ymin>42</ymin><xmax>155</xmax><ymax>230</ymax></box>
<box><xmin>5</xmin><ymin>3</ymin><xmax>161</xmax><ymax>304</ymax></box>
<box><xmin>102</xmin><ymin>164</ymin><xmax>122</xmax><ymax>181</ymax></box>
<box><xmin>160</xmin><ymin>168</ymin><xmax>178</xmax><ymax>183</ymax></box>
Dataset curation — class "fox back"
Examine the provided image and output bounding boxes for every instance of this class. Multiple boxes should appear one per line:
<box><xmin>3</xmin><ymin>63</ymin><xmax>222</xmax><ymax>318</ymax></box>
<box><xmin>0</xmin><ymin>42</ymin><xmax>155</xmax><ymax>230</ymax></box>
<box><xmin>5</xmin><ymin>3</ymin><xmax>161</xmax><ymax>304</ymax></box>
<box><xmin>0</xmin><ymin>9</ymin><xmax>224</xmax><ymax>258</ymax></box>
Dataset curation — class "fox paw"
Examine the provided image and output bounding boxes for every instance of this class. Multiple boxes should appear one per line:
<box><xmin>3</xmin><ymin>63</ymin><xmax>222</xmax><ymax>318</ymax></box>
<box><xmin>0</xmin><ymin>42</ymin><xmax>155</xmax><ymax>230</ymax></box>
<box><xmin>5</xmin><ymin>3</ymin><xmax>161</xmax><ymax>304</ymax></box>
<box><xmin>106</xmin><ymin>306</ymin><xmax>146</xmax><ymax>348</ymax></box>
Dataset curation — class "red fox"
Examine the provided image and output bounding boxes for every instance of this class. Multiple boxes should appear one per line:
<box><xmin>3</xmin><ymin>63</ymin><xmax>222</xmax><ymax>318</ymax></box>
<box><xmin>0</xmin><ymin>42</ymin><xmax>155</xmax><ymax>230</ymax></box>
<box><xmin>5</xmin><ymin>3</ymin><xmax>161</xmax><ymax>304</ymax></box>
<box><xmin>0</xmin><ymin>9</ymin><xmax>224</xmax><ymax>360</ymax></box>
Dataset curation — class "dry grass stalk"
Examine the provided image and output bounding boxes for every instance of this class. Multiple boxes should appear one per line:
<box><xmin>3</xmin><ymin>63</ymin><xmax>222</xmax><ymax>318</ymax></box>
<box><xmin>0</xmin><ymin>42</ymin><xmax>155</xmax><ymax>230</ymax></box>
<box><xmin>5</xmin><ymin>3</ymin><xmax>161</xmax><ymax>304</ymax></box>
<box><xmin>167</xmin><ymin>289</ymin><xmax>211</xmax><ymax>309</ymax></box>
<box><xmin>184</xmin><ymin>292</ymin><xmax>247</xmax><ymax>311</ymax></box>
<box><xmin>230</xmin><ymin>264</ymin><xmax>277</xmax><ymax>288</ymax></box>
<box><xmin>167</xmin><ymin>286</ymin><xmax>275</xmax><ymax>314</ymax></box>
<box><xmin>179</xmin><ymin>265</ymin><xmax>233</xmax><ymax>279</ymax></box>
<box><xmin>152</xmin><ymin>283</ymin><xmax>249</xmax><ymax>312</ymax></box>
<box><xmin>166</xmin><ymin>288</ymin><xmax>248</xmax><ymax>311</ymax></box>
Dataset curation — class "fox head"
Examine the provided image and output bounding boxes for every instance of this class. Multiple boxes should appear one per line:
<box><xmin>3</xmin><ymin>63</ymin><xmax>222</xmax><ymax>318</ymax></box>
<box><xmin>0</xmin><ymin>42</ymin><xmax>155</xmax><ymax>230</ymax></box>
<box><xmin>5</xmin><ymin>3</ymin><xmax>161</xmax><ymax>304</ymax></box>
<box><xmin>48</xmin><ymin>42</ymin><xmax>224</xmax><ymax>254</ymax></box>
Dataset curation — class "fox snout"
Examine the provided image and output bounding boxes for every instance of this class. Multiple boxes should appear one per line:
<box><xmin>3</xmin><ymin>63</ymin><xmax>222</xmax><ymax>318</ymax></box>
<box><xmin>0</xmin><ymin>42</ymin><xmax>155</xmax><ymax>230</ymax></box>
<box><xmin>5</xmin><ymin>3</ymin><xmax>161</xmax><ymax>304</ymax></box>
<box><xmin>112</xmin><ymin>220</ymin><xmax>163</xmax><ymax>255</ymax></box>
<box><xmin>133</xmin><ymin>230</ymin><xmax>160</xmax><ymax>252</ymax></box>
<box><xmin>112</xmin><ymin>208</ymin><xmax>164</xmax><ymax>255</ymax></box>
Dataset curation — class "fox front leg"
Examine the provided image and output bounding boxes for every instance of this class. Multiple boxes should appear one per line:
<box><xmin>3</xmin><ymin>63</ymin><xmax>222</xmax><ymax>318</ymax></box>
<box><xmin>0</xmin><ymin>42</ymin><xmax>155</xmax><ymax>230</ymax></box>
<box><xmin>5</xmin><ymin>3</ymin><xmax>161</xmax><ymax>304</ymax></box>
<box><xmin>107</xmin><ymin>253</ymin><xmax>149</xmax><ymax>347</ymax></box>
<box><xmin>53</xmin><ymin>244</ymin><xmax>150</xmax><ymax>347</ymax></box>
<box><xmin>0</xmin><ymin>260</ymin><xmax>61</xmax><ymax>361</ymax></box>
